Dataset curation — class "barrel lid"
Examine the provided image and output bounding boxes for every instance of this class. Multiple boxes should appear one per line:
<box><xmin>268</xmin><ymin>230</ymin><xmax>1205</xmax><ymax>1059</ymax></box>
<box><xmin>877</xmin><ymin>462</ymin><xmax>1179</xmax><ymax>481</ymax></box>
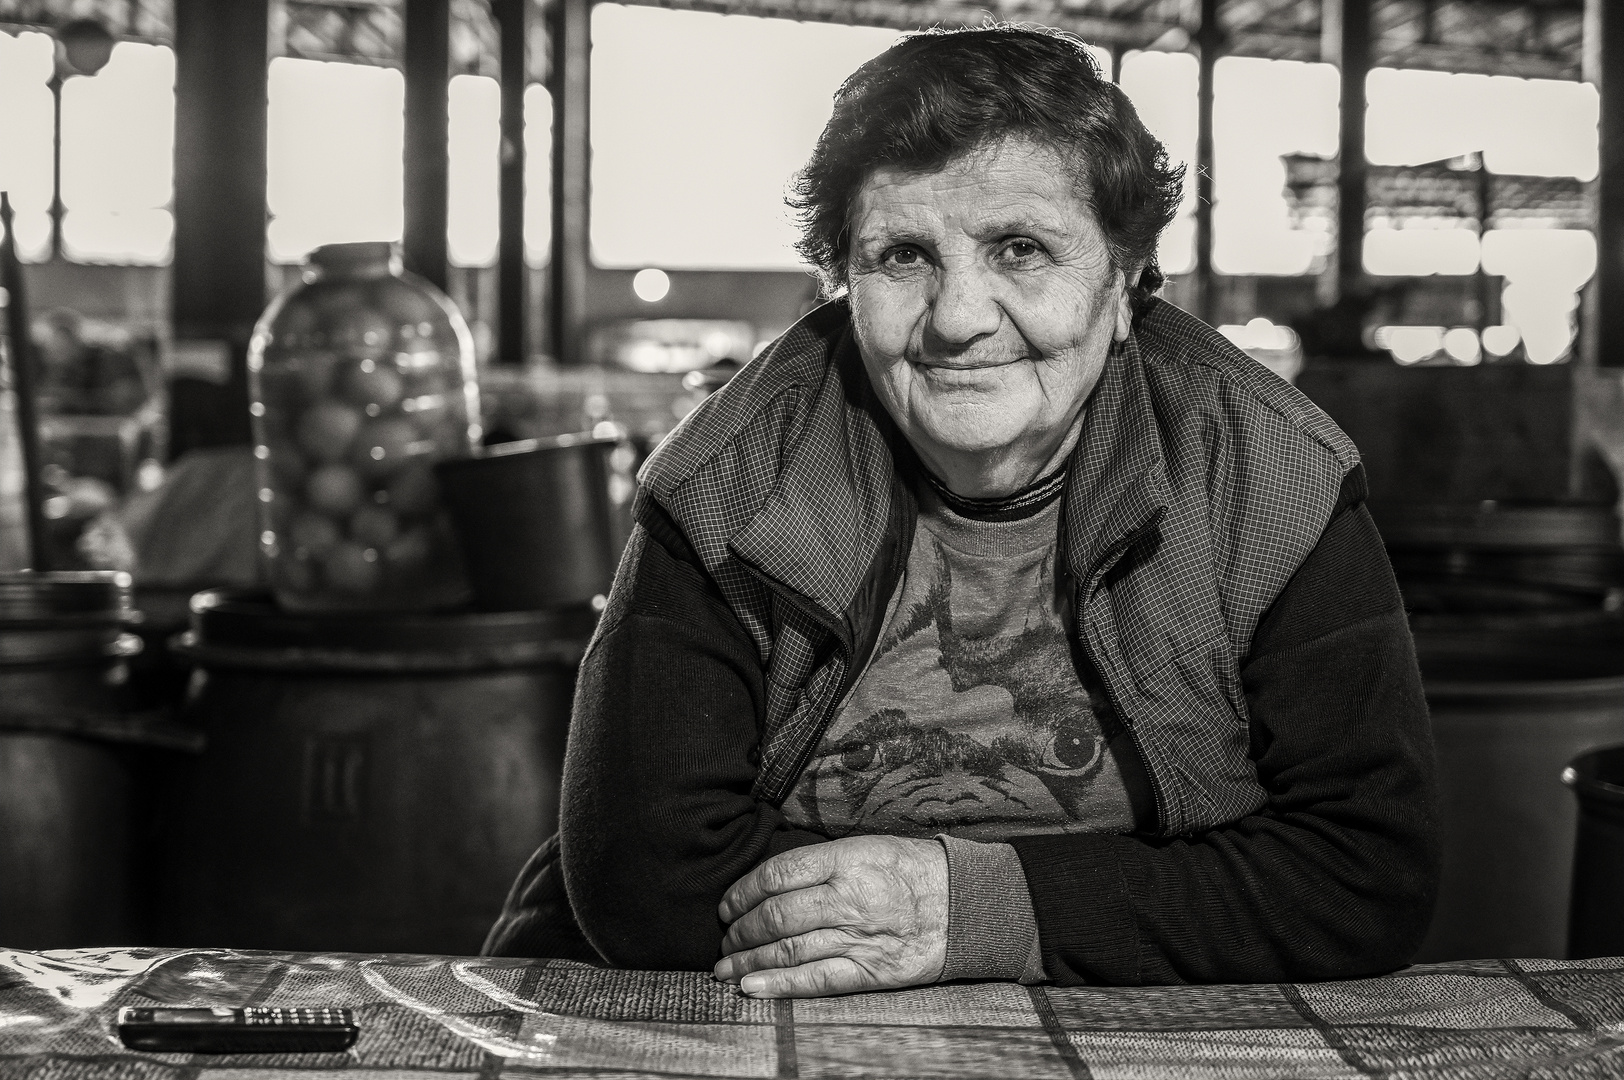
<box><xmin>435</xmin><ymin>431</ymin><xmax>617</xmax><ymax>476</ymax></box>
<box><xmin>1373</xmin><ymin>500</ymin><xmax>1622</xmax><ymax>551</ymax></box>
<box><xmin>0</xmin><ymin>571</ymin><xmax>133</xmax><ymax>624</ymax></box>
<box><xmin>1416</xmin><ymin>613</ymin><xmax>1624</xmax><ymax>701</ymax></box>
<box><xmin>179</xmin><ymin>590</ymin><xmax>597</xmax><ymax>672</ymax></box>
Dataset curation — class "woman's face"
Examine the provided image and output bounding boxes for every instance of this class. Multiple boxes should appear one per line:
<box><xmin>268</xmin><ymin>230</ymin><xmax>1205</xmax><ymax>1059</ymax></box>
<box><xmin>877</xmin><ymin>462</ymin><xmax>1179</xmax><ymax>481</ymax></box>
<box><xmin>846</xmin><ymin>137</ymin><xmax>1133</xmax><ymax>497</ymax></box>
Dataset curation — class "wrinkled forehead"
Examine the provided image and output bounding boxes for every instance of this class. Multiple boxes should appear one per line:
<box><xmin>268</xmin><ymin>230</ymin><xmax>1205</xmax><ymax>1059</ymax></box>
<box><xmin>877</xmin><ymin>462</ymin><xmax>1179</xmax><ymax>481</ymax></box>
<box><xmin>847</xmin><ymin>136</ymin><xmax>1100</xmax><ymax>243</ymax></box>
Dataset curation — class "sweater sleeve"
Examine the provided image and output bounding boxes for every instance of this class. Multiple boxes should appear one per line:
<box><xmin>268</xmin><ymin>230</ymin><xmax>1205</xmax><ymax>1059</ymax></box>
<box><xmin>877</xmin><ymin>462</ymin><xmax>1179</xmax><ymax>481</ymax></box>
<box><xmin>1009</xmin><ymin>471</ymin><xmax>1441</xmax><ymax>984</ymax></box>
<box><xmin>558</xmin><ymin>513</ymin><xmax>829</xmax><ymax>971</ymax></box>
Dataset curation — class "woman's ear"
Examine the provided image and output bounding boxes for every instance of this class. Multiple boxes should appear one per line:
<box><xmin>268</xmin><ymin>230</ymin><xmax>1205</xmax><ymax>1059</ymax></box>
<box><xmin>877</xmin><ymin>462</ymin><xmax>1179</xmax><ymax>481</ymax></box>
<box><xmin>1114</xmin><ymin>268</ymin><xmax>1141</xmax><ymax>342</ymax></box>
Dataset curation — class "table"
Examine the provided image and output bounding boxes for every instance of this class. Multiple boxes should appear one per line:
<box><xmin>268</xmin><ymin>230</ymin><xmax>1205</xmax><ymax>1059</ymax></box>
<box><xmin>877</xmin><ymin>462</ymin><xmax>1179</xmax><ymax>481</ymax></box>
<box><xmin>2</xmin><ymin>948</ymin><xmax>1621</xmax><ymax>1078</ymax></box>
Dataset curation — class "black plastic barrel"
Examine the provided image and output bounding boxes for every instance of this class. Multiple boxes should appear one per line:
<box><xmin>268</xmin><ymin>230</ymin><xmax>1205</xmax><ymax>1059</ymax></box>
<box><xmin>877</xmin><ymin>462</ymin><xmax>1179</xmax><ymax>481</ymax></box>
<box><xmin>0</xmin><ymin>571</ymin><xmax>189</xmax><ymax>947</ymax></box>
<box><xmin>159</xmin><ymin>590</ymin><xmax>594</xmax><ymax>955</ymax></box>
<box><xmin>1414</xmin><ymin>613</ymin><xmax>1624</xmax><ymax>961</ymax></box>
<box><xmin>1564</xmin><ymin>745</ymin><xmax>1624</xmax><ymax>959</ymax></box>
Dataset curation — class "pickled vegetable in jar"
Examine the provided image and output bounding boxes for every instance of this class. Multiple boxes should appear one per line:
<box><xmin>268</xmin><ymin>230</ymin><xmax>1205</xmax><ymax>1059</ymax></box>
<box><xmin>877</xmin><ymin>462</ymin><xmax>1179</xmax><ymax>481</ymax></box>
<box><xmin>248</xmin><ymin>242</ymin><xmax>482</xmax><ymax>612</ymax></box>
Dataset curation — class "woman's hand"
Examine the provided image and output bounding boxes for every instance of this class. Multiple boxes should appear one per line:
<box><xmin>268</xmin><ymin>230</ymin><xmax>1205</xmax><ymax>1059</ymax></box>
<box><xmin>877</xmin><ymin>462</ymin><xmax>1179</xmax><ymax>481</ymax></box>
<box><xmin>713</xmin><ymin>835</ymin><xmax>948</xmax><ymax>998</ymax></box>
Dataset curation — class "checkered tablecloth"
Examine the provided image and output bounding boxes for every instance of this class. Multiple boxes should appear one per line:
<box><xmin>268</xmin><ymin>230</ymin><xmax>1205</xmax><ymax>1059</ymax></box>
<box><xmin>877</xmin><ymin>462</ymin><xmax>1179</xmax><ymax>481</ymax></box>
<box><xmin>2</xmin><ymin>948</ymin><xmax>1621</xmax><ymax>1078</ymax></box>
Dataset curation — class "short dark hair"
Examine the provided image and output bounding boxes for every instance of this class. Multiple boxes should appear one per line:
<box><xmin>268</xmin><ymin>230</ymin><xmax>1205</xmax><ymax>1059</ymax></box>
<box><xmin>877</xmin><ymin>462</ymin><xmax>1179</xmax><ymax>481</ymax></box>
<box><xmin>790</xmin><ymin>24</ymin><xmax>1185</xmax><ymax>312</ymax></box>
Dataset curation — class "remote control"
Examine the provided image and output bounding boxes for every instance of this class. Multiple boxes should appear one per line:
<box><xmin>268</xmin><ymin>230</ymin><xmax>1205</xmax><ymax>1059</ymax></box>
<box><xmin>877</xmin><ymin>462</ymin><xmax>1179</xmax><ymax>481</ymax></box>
<box><xmin>116</xmin><ymin>1006</ymin><xmax>359</xmax><ymax>1054</ymax></box>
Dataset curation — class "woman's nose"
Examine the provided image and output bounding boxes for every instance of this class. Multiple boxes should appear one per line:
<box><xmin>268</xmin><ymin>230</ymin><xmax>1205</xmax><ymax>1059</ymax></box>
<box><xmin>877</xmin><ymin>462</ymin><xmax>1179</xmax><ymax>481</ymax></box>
<box><xmin>925</xmin><ymin>262</ymin><xmax>1000</xmax><ymax>347</ymax></box>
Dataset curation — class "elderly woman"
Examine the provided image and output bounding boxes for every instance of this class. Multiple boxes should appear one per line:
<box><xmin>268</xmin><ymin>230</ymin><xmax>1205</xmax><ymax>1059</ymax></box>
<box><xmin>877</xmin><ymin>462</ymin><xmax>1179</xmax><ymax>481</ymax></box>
<box><xmin>486</xmin><ymin>24</ymin><xmax>1439</xmax><ymax>994</ymax></box>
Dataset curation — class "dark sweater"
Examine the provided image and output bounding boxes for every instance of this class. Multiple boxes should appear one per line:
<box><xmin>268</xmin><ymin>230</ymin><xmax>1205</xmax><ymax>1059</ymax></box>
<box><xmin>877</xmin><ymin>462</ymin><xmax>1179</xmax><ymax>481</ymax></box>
<box><xmin>529</xmin><ymin>468</ymin><xmax>1440</xmax><ymax>983</ymax></box>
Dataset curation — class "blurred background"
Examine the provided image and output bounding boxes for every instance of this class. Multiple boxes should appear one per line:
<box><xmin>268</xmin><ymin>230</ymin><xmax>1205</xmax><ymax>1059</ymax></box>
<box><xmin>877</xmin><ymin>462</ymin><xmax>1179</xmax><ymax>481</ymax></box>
<box><xmin>1</xmin><ymin>0</ymin><xmax>1623</xmax><ymax>969</ymax></box>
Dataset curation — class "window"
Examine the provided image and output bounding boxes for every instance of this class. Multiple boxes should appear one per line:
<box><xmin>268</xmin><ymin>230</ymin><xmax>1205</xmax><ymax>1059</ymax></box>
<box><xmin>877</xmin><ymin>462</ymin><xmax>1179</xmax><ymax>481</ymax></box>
<box><xmin>1118</xmin><ymin>49</ymin><xmax>1198</xmax><ymax>276</ymax></box>
<box><xmin>0</xmin><ymin>29</ymin><xmax>55</xmax><ymax>261</ymax></box>
<box><xmin>523</xmin><ymin>83</ymin><xmax>551</xmax><ymax>264</ymax></box>
<box><xmin>0</xmin><ymin>32</ymin><xmax>174</xmax><ymax>265</ymax></box>
<box><xmin>588</xmin><ymin>4</ymin><xmax>903</xmax><ymax>270</ymax></box>
<box><xmin>1364</xmin><ymin>67</ymin><xmax>1599</xmax><ymax>362</ymax></box>
<box><xmin>1212</xmin><ymin>56</ymin><xmax>1339</xmax><ymax>276</ymax></box>
<box><xmin>59</xmin><ymin>40</ymin><xmax>176</xmax><ymax>264</ymax></box>
<box><xmin>447</xmin><ymin>73</ymin><xmax>500</xmax><ymax>267</ymax></box>
<box><xmin>266</xmin><ymin>57</ymin><xmax>406</xmax><ymax>263</ymax></box>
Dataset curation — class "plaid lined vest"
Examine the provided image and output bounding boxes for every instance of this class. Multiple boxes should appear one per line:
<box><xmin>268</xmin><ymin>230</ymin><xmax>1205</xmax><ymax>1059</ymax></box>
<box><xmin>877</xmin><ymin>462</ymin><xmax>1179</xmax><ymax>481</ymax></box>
<box><xmin>634</xmin><ymin>297</ymin><xmax>1360</xmax><ymax>837</ymax></box>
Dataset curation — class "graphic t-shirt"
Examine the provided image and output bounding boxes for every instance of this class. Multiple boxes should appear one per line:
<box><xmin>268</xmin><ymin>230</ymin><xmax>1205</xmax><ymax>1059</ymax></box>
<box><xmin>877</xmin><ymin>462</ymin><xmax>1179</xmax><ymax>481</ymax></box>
<box><xmin>784</xmin><ymin>483</ymin><xmax>1149</xmax><ymax>841</ymax></box>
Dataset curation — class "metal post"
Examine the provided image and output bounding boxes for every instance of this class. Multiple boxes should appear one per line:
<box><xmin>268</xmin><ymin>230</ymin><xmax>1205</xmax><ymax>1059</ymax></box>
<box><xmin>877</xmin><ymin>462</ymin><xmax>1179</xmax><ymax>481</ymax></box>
<box><xmin>1193</xmin><ymin>0</ymin><xmax>1220</xmax><ymax>325</ymax></box>
<box><xmin>1</xmin><ymin>193</ymin><xmax>53</xmax><ymax>569</ymax></box>
<box><xmin>1324</xmin><ymin>0</ymin><xmax>1371</xmax><ymax>307</ymax></box>
<box><xmin>496</xmin><ymin>0</ymin><xmax>528</xmax><ymax>365</ymax></box>
<box><xmin>49</xmin><ymin>72</ymin><xmax>63</xmax><ymax>261</ymax></box>
<box><xmin>1585</xmin><ymin>0</ymin><xmax>1624</xmax><ymax>367</ymax></box>
<box><xmin>404</xmin><ymin>0</ymin><xmax>451</xmax><ymax>292</ymax></box>
<box><xmin>548</xmin><ymin>0</ymin><xmax>591</xmax><ymax>366</ymax></box>
<box><xmin>171</xmin><ymin>0</ymin><xmax>267</xmax><ymax>453</ymax></box>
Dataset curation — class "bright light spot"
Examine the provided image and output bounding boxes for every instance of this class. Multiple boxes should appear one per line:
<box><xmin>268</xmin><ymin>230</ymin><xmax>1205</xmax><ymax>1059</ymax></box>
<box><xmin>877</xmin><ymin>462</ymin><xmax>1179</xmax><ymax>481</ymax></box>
<box><xmin>1482</xmin><ymin>230</ymin><xmax>1593</xmax><ymax>366</ymax></box>
<box><xmin>1363</xmin><ymin>228</ymin><xmax>1480</xmax><ymax>276</ymax></box>
<box><xmin>1482</xmin><ymin>324</ymin><xmax>1520</xmax><ymax>356</ymax></box>
<box><xmin>1247</xmin><ymin>316</ymin><xmax>1298</xmax><ymax>351</ymax></box>
<box><xmin>524</xmin><ymin>84</ymin><xmax>552</xmax><ymax>264</ymax></box>
<box><xmin>1212</xmin><ymin>57</ymin><xmax>1339</xmax><ymax>275</ymax></box>
<box><xmin>633</xmin><ymin>268</ymin><xmax>670</xmax><ymax>302</ymax></box>
<box><xmin>1383</xmin><ymin>326</ymin><xmax>1444</xmax><ymax>365</ymax></box>
<box><xmin>1220</xmin><ymin>317</ymin><xmax>1303</xmax><ymax>381</ymax></box>
<box><xmin>1481</xmin><ymin>229</ymin><xmax>1596</xmax><ymax>290</ymax></box>
<box><xmin>267</xmin><ymin>58</ymin><xmax>404</xmax><ymax>263</ymax></box>
<box><xmin>1442</xmin><ymin>327</ymin><xmax>1481</xmax><ymax>365</ymax></box>
<box><xmin>1223</xmin><ymin>317</ymin><xmax>1299</xmax><ymax>352</ymax></box>
<box><xmin>590</xmin><ymin>5</ymin><xmax>902</xmax><ymax>269</ymax></box>
<box><xmin>1366</xmin><ymin>68</ymin><xmax>1597</xmax><ymax>180</ymax></box>
<box><xmin>447</xmin><ymin>74</ymin><xmax>499</xmax><ymax>268</ymax></box>
<box><xmin>1121</xmin><ymin>50</ymin><xmax>1198</xmax><ymax>275</ymax></box>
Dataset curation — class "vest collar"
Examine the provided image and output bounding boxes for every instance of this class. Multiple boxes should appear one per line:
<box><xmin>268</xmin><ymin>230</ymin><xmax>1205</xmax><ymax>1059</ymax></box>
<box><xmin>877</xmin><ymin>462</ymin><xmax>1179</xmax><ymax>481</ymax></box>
<box><xmin>1062</xmin><ymin>328</ymin><xmax>1172</xmax><ymax>589</ymax></box>
<box><xmin>728</xmin><ymin>311</ymin><xmax>1172</xmax><ymax>621</ymax></box>
<box><xmin>727</xmin><ymin>326</ymin><xmax>900</xmax><ymax>626</ymax></box>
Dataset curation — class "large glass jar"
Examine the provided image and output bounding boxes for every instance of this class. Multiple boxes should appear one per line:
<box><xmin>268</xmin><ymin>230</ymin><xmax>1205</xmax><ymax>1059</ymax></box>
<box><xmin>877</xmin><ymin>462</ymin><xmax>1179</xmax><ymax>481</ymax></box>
<box><xmin>248</xmin><ymin>242</ymin><xmax>482</xmax><ymax>612</ymax></box>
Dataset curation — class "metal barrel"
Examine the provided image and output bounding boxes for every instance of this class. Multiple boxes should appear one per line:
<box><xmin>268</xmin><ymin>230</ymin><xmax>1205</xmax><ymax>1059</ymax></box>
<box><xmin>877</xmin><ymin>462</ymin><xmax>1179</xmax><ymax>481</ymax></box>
<box><xmin>1413</xmin><ymin>612</ymin><xmax>1624</xmax><ymax>961</ymax></box>
<box><xmin>0</xmin><ymin>572</ymin><xmax>152</xmax><ymax>948</ymax></box>
<box><xmin>158</xmin><ymin>590</ymin><xmax>594</xmax><ymax>955</ymax></box>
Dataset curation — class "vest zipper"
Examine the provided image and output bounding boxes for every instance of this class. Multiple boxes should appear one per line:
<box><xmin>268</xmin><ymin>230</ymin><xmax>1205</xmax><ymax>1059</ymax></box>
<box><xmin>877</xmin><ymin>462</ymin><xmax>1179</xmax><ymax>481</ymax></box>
<box><xmin>1073</xmin><ymin>516</ymin><xmax>1170</xmax><ymax>836</ymax></box>
<box><xmin>739</xmin><ymin>568</ymin><xmax>855</xmax><ymax>802</ymax></box>
<box><xmin>741</xmin><ymin>478</ymin><xmax>914</xmax><ymax>805</ymax></box>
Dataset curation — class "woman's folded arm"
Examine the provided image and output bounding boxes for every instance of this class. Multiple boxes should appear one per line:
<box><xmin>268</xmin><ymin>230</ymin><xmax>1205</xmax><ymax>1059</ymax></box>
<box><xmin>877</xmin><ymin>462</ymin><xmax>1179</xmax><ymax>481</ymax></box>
<box><xmin>1011</xmin><ymin>494</ymin><xmax>1441</xmax><ymax>985</ymax></box>
<box><xmin>559</xmin><ymin>519</ymin><xmax>827</xmax><ymax>970</ymax></box>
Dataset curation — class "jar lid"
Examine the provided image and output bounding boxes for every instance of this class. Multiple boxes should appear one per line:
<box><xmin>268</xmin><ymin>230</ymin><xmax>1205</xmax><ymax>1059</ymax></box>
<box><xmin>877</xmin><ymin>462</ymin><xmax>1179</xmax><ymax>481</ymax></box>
<box><xmin>0</xmin><ymin>571</ymin><xmax>132</xmax><ymax>624</ymax></box>
<box><xmin>308</xmin><ymin>241</ymin><xmax>394</xmax><ymax>271</ymax></box>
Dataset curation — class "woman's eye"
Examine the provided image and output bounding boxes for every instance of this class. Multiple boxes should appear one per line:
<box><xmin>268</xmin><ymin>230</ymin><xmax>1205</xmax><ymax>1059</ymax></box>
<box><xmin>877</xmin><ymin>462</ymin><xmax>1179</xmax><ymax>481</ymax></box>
<box><xmin>1002</xmin><ymin>239</ymin><xmax>1043</xmax><ymax>261</ymax></box>
<box><xmin>883</xmin><ymin>247</ymin><xmax>921</xmax><ymax>268</ymax></box>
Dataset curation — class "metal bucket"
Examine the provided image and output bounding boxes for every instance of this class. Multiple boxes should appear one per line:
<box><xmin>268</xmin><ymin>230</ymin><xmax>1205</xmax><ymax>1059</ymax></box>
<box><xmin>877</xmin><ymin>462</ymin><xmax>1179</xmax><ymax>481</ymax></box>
<box><xmin>0</xmin><ymin>571</ymin><xmax>167</xmax><ymax>947</ymax></box>
<box><xmin>1414</xmin><ymin>613</ymin><xmax>1624</xmax><ymax>960</ymax></box>
<box><xmin>1564</xmin><ymin>745</ymin><xmax>1624</xmax><ymax>959</ymax></box>
<box><xmin>158</xmin><ymin>590</ymin><xmax>594</xmax><ymax>954</ymax></box>
<box><xmin>434</xmin><ymin>433</ymin><xmax>619</xmax><ymax>611</ymax></box>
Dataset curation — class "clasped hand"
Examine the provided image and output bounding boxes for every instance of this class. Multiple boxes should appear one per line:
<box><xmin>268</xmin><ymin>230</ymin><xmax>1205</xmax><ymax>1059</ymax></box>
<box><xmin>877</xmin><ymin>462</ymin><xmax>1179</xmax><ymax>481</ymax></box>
<box><xmin>712</xmin><ymin>834</ymin><xmax>948</xmax><ymax>998</ymax></box>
